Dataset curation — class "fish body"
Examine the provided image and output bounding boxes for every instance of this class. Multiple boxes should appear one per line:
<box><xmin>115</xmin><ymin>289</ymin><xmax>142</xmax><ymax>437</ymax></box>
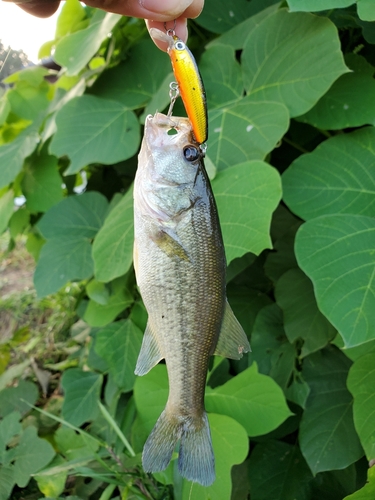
<box><xmin>133</xmin><ymin>113</ymin><xmax>250</xmax><ymax>486</ymax></box>
<box><xmin>150</xmin><ymin>28</ymin><xmax>208</xmax><ymax>144</ymax></box>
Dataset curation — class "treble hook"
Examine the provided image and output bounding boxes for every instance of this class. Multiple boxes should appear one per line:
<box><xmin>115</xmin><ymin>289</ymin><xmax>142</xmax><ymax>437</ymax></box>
<box><xmin>164</xmin><ymin>19</ymin><xmax>177</xmax><ymax>37</ymax></box>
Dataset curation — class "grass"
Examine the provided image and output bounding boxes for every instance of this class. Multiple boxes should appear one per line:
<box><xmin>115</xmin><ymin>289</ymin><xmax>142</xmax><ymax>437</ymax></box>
<box><xmin>0</xmin><ymin>231</ymin><xmax>81</xmax><ymax>373</ymax></box>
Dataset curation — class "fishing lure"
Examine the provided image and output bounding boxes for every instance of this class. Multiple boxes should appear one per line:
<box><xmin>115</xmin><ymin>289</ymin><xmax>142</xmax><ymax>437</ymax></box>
<box><xmin>150</xmin><ymin>26</ymin><xmax>208</xmax><ymax>145</ymax></box>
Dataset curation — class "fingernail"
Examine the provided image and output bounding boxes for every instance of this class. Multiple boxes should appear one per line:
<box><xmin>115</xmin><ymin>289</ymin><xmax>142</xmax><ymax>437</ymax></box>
<box><xmin>140</xmin><ymin>0</ymin><xmax>191</xmax><ymax>16</ymax></box>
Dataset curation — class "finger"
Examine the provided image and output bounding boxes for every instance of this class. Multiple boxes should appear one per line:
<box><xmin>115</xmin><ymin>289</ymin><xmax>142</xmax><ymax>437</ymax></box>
<box><xmin>146</xmin><ymin>18</ymin><xmax>188</xmax><ymax>52</ymax></box>
<box><xmin>16</xmin><ymin>0</ymin><xmax>60</xmax><ymax>17</ymax></box>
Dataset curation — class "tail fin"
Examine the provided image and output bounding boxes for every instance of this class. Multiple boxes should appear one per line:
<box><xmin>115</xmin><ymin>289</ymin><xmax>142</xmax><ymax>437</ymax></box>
<box><xmin>142</xmin><ymin>409</ymin><xmax>215</xmax><ymax>486</ymax></box>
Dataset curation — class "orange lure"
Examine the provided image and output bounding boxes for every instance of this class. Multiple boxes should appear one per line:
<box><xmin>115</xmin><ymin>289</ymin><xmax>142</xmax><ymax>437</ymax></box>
<box><xmin>150</xmin><ymin>28</ymin><xmax>208</xmax><ymax>144</ymax></box>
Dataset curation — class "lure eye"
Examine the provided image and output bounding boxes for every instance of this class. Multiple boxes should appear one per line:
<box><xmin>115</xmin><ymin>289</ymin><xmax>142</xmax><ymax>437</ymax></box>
<box><xmin>175</xmin><ymin>40</ymin><xmax>186</xmax><ymax>51</ymax></box>
<box><xmin>183</xmin><ymin>145</ymin><xmax>200</xmax><ymax>162</ymax></box>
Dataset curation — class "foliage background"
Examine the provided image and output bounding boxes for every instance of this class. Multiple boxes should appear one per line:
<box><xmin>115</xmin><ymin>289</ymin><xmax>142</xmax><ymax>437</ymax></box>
<box><xmin>0</xmin><ymin>0</ymin><xmax>375</xmax><ymax>498</ymax></box>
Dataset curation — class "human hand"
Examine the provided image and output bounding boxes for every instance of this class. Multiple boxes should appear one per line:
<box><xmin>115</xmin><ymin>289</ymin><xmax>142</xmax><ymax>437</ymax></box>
<box><xmin>10</xmin><ymin>0</ymin><xmax>204</xmax><ymax>50</ymax></box>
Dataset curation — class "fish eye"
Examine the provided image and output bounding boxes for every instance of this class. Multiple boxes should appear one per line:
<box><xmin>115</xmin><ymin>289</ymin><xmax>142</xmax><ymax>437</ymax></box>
<box><xmin>183</xmin><ymin>145</ymin><xmax>200</xmax><ymax>162</ymax></box>
<box><xmin>175</xmin><ymin>40</ymin><xmax>185</xmax><ymax>51</ymax></box>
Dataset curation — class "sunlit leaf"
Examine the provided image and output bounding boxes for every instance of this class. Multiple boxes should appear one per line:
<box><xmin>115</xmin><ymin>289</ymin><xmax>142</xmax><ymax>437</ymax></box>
<box><xmin>283</xmin><ymin>127</ymin><xmax>375</xmax><ymax>221</ymax></box>
<box><xmin>50</xmin><ymin>95</ymin><xmax>140</xmax><ymax>175</ymax></box>
<box><xmin>295</xmin><ymin>215</ymin><xmax>375</xmax><ymax>347</ymax></box>
<box><xmin>242</xmin><ymin>9</ymin><xmax>348</xmax><ymax>117</ymax></box>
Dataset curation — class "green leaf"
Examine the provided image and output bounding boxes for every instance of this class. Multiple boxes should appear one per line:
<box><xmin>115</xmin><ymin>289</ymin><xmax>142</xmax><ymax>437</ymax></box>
<box><xmin>0</xmin><ymin>381</ymin><xmax>38</xmax><ymax>418</ymax></box>
<box><xmin>299</xmin><ymin>347</ymin><xmax>363</xmax><ymax>475</ymax></box>
<box><xmin>251</xmin><ymin>304</ymin><xmax>296</xmax><ymax>391</ymax></box>
<box><xmin>6</xmin><ymin>79</ymin><xmax>50</xmax><ymax>122</ymax></box>
<box><xmin>34</xmin><ymin>191</ymin><xmax>108</xmax><ymax>297</ymax></box>
<box><xmin>95</xmin><ymin>319</ymin><xmax>143</xmax><ymax>391</ymax></box>
<box><xmin>55</xmin><ymin>0</ymin><xmax>87</xmax><ymax>38</ymax></box>
<box><xmin>0</xmin><ymin>189</ymin><xmax>14</xmax><ymax>234</ymax></box>
<box><xmin>22</xmin><ymin>151</ymin><xmax>64</xmax><ymax>213</ymax></box>
<box><xmin>283</xmin><ymin>128</ymin><xmax>375</xmax><ymax>221</ymax></box>
<box><xmin>54</xmin><ymin>12</ymin><xmax>121</xmax><ymax>75</ymax></box>
<box><xmin>0</xmin><ymin>412</ymin><xmax>22</xmax><ymax>463</ymax></box>
<box><xmin>0</xmin><ymin>466</ymin><xmax>15</xmax><ymax>500</ymax></box>
<box><xmin>9</xmin><ymin>207</ymin><xmax>29</xmax><ymax>239</ymax></box>
<box><xmin>298</xmin><ymin>73</ymin><xmax>375</xmax><ymax>129</ymax></box>
<box><xmin>91</xmin><ymin>39</ymin><xmax>171</xmax><ymax>110</ymax></box>
<box><xmin>93</xmin><ymin>188</ymin><xmax>133</xmax><ymax>283</ymax></box>
<box><xmin>61</xmin><ymin>368</ymin><xmax>103</xmax><ymax>426</ymax></box>
<box><xmin>11</xmin><ymin>426</ymin><xmax>55</xmax><ymax>487</ymax></box>
<box><xmin>295</xmin><ymin>215</ymin><xmax>375</xmax><ymax>347</ymax></box>
<box><xmin>0</xmin><ymin>120</ymin><xmax>40</xmax><ymax>189</ymax></box>
<box><xmin>242</xmin><ymin>9</ymin><xmax>349</xmax><ymax>117</ymax></box>
<box><xmin>287</xmin><ymin>0</ymin><xmax>355</xmax><ymax>12</ymax></box>
<box><xmin>54</xmin><ymin>427</ymin><xmax>99</xmax><ymax>460</ymax></box>
<box><xmin>343</xmin><ymin>466</ymin><xmax>375</xmax><ymax>500</ymax></box>
<box><xmin>181</xmin><ymin>414</ymin><xmax>248</xmax><ymax>500</ymax></box>
<box><xmin>213</xmin><ymin>161</ymin><xmax>282</xmax><ymax>262</ymax></box>
<box><xmin>264</xmin><ymin>222</ymin><xmax>302</xmax><ymax>282</ymax></box>
<box><xmin>196</xmin><ymin>0</ymin><xmax>279</xmax><ymax>34</ymax></box>
<box><xmin>34</xmin><ymin>237</ymin><xmax>94</xmax><ymax>297</ymax></box>
<box><xmin>275</xmin><ymin>268</ymin><xmax>336</xmax><ymax>357</ymax></box>
<box><xmin>200</xmin><ymin>44</ymin><xmax>243</xmax><ymax>109</ymax></box>
<box><xmin>208</xmin><ymin>98</ymin><xmax>289</xmax><ymax>171</ymax></box>
<box><xmin>358</xmin><ymin>0</ymin><xmax>375</xmax><ymax>21</ymax></box>
<box><xmin>50</xmin><ymin>95</ymin><xmax>140</xmax><ymax>175</ymax></box>
<box><xmin>205</xmin><ymin>363</ymin><xmax>292</xmax><ymax>436</ymax></box>
<box><xmin>86</xmin><ymin>279</ymin><xmax>109</xmax><ymax>305</ymax></box>
<box><xmin>35</xmin><ymin>456</ymin><xmax>67</xmax><ymax>498</ymax></box>
<box><xmin>248</xmin><ymin>441</ymin><xmax>312</xmax><ymax>500</ymax></box>
<box><xmin>347</xmin><ymin>352</ymin><xmax>375</xmax><ymax>459</ymax></box>
<box><xmin>0</xmin><ymin>97</ymin><xmax>11</xmax><ymax>126</ymax></box>
<box><xmin>134</xmin><ymin>363</ymin><xmax>168</xmax><ymax>428</ymax></box>
<box><xmin>207</xmin><ymin>4</ymin><xmax>280</xmax><ymax>50</ymax></box>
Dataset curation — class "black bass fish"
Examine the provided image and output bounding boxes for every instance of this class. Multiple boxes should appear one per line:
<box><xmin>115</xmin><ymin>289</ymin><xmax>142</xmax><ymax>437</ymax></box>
<box><xmin>133</xmin><ymin>113</ymin><xmax>250</xmax><ymax>486</ymax></box>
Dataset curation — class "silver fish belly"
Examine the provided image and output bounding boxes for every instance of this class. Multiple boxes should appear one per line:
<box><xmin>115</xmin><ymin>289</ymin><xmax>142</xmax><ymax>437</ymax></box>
<box><xmin>133</xmin><ymin>113</ymin><xmax>250</xmax><ymax>486</ymax></box>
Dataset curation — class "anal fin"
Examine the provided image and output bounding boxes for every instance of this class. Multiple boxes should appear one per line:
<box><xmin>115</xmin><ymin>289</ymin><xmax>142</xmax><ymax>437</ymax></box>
<box><xmin>214</xmin><ymin>301</ymin><xmax>251</xmax><ymax>360</ymax></box>
<box><xmin>135</xmin><ymin>321</ymin><xmax>164</xmax><ymax>376</ymax></box>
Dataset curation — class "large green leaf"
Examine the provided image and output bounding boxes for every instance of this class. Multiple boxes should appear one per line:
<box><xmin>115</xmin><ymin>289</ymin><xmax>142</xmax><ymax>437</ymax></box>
<box><xmin>54</xmin><ymin>11</ymin><xmax>121</xmax><ymax>75</ymax></box>
<box><xmin>0</xmin><ymin>466</ymin><xmax>15</xmax><ymax>500</ymax></box>
<box><xmin>242</xmin><ymin>9</ymin><xmax>348</xmax><ymax>117</ymax></box>
<box><xmin>10</xmin><ymin>426</ymin><xmax>55</xmax><ymax>488</ymax></box>
<box><xmin>6</xmin><ymin>78</ymin><xmax>50</xmax><ymax>122</ymax></box>
<box><xmin>0</xmin><ymin>412</ymin><xmax>22</xmax><ymax>463</ymax></box>
<box><xmin>357</xmin><ymin>0</ymin><xmax>375</xmax><ymax>21</ymax></box>
<box><xmin>61</xmin><ymin>368</ymin><xmax>103</xmax><ymax>426</ymax></box>
<box><xmin>83</xmin><ymin>284</ymin><xmax>134</xmax><ymax>327</ymax></box>
<box><xmin>283</xmin><ymin>127</ymin><xmax>375</xmax><ymax>220</ymax></box>
<box><xmin>205</xmin><ymin>363</ymin><xmax>292</xmax><ymax>436</ymax></box>
<box><xmin>248</xmin><ymin>441</ymin><xmax>312</xmax><ymax>500</ymax></box>
<box><xmin>299</xmin><ymin>347</ymin><xmax>363</xmax><ymax>475</ymax></box>
<box><xmin>22</xmin><ymin>151</ymin><xmax>63</xmax><ymax>213</ymax></box>
<box><xmin>95</xmin><ymin>319</ymin><xmax>143</xmax><ymax>391</ymax></box>
<box><xmin>90</xmin><ymin>39</ymin><xmax>170</xmax><ymax>110</ymax></box>
<box><xmin>208</xmin><ymin>98</ymin><xmax>289</xmax><ymax>171</ymax></box>
<box><xmin>93</xmin><ymin>188</ymin><xmax>133</xmax><ymax>283</ymax></box>
<box><xmin>298</xmin><ymin>73</ymin><xmax>375</xmax><ymax>129</ymax></box>
<box><xmin>180</xmin><ymin>414</ymin><xmax>248</xmax><ymax>500</ymax></box>
<box><xmin>213</xmin><ymin>161</ymin><xmax>282</xmax><ymax>262</ymax></box>
<box><xmin>275</xmin><ymin>268</ymin><xmax>336</xmax><ymax>357</ymax></box>
<box><xmin>49</xmin><ymin>95</ymin><xmax>140</xmax><ymax>175</ymax></box>
<box><xmin>55</xmin><ymin>0</ymin><xmax>87</xmax><ymax>38</ymax></box>
<box><xmin>287</xmin><ymin>0</ymin><xmax>355</xmax><ymax>11</ymax></box>
<box><xmin>295</xmin><ymin>215</ymin><xmax>375</xmax><ymax>347</ymax></box>
<box><xmin>347</xmin><ymin>352</ymin><xmax>375</xmax><ymax>459</ymax></box>
<box><xmin>200</xmin><ymin>44</ymin><xmax>243</xmax><ymax>109</ymax></box>
<box><xmin>34</xmin><ymin>191</ymin><xmax>108</xmax><ymax>297</ymax></box>
<box><xmin>196</xmin><ymin>0</ymin><xmax>279</xmax><ymax>33</ymax></box>
<box><xmin>0</xmin><ymin>120</ymin><xmax>40</xmax><ymax>189</ymax></box>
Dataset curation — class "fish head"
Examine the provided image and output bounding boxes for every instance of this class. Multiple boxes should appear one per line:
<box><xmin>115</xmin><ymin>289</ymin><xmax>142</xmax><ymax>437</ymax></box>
<box><xmin>136</xmin><ymin>113</ymin><xmax>205</xmax><ymax>221</ymax></box>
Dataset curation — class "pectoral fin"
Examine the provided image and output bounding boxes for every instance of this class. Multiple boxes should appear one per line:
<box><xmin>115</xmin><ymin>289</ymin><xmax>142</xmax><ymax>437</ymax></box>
<box><xmin>151</xmin><ymin>229</ymin><xmax>190</xmax><ymax>262</ymax></box>
<box><xmin>214</xmin><ymin>301</ymin><xmax>251</xmax><ymax>360</ymax></box>
<box><xmin>135</xmin><ymin>321</ymin><xmax>164</xmax><ymax>376</ymax></box>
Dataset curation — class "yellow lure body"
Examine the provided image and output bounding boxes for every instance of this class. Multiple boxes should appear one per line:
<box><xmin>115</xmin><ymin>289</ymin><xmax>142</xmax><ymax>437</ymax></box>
<box><xmin>150</xmin><ymin>28</ymin><xmax>208</xmax><ymax>144</ymax></box>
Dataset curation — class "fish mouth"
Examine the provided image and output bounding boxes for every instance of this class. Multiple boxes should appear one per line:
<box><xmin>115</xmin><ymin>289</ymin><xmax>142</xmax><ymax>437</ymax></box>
<box><xmin>144</xmin><ymin>113</ymin><xmax>194</xmax><ymax>149</ymax></box>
